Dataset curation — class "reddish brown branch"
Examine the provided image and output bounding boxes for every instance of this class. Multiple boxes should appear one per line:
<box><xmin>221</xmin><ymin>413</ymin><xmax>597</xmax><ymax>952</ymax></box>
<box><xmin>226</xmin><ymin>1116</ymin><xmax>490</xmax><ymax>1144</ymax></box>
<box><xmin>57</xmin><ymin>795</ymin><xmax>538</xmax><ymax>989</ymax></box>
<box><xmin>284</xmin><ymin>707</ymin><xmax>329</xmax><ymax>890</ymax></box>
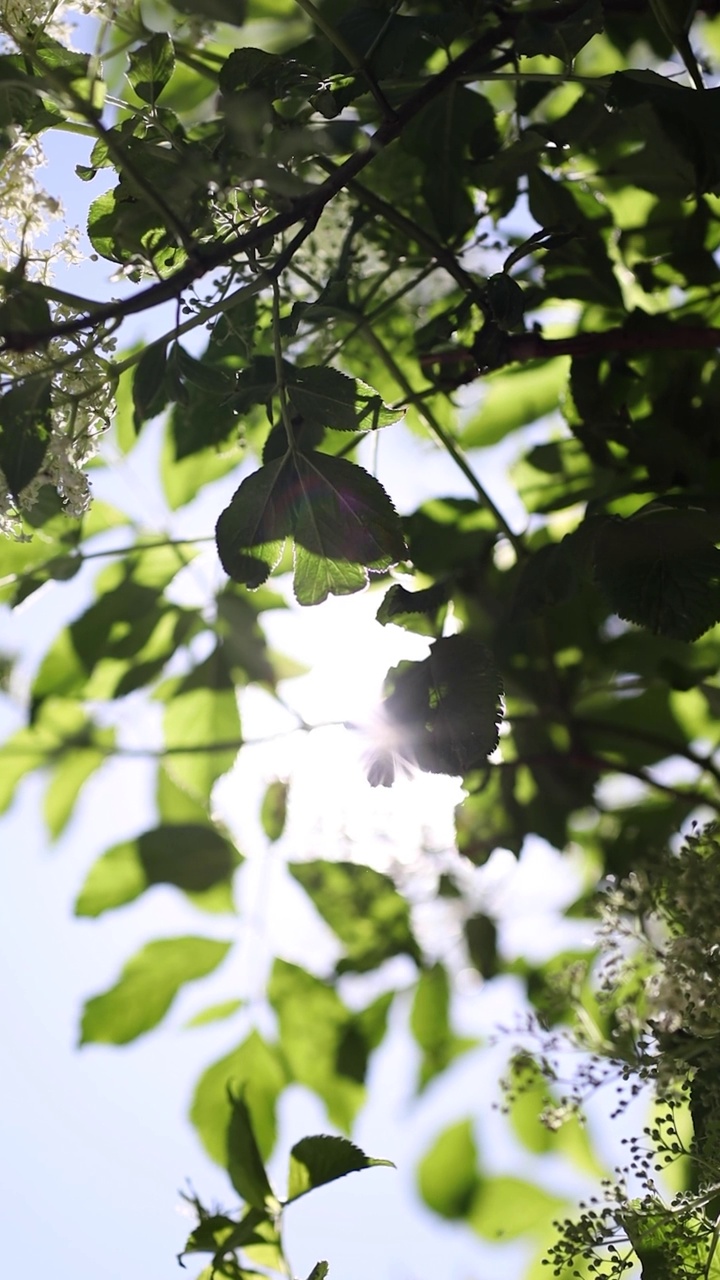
<box><xmin>471</xmin><ymin>324</ymin><xmax>720</xmax><ymax>374</ymax></box>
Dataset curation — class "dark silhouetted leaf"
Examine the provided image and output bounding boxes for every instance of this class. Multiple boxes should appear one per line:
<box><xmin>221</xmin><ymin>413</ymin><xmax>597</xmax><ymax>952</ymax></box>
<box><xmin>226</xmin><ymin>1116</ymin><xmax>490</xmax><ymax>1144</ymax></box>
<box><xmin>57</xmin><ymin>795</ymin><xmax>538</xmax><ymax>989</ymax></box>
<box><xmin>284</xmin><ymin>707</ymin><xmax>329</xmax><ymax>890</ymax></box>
<box><xmin>0</xmin><ymin>377</ymin><xmax>51</xmax><ymax>497</ymax></box>
<box><xmin>593</xmin><ymin>506</ymin><xmax>720</xmax><ymax>641</ymax></box>
<box><xmin>374</xmin><ymin>635</ymin><xmax>504</xmax><ymax>779</ymax></box>
<box><xmin>287</xmin><ymin>1134</ymin><xmax>393</xmax><ymax>1204</ymax></box>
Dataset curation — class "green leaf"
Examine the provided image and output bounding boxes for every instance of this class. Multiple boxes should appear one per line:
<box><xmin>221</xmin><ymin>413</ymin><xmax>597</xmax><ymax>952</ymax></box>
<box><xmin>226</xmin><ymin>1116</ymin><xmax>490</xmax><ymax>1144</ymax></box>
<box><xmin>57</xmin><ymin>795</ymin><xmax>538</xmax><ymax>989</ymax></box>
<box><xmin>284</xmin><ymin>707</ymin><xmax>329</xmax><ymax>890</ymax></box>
<box><xmin>74</xmin><ymin>823</ymin><xmax>240</xmax><ymax>916</ymax></box>
<box><xmin>226</xmin><ymin>1087</ymin><xmax>278</xmax><ymax>1210</ymax></box>
<box><xmin>267</xmin><ymin>959</ymin><xmax>364</xmax><ymax>1131</ymax></box>
<box><xmin>376</xmin><ymin>582</ymin><xmax>449</xmax><ymax>637</ymax></box>
<box><xmin>160</xmin><ymin>648</ymin><xmax>242</xmax><ymax>803</ymax></box>
<box><xmin>291</xmin><ymin>453</ymin><xmax>406</xmax><ymax>604</ymax></box>
<box><xmin>80</xmin><ymin>936</ymin><xmax>232</xmax><ymax>1044</ymax></box>
<box><xmin>469</xmin><ymin>1175</ymin><xmax>567</xmax><ymax>1239</ymax></box>
<box><xmin>417</xmin><ymin>1119</ymin><xmax>479</xmax><ymax>1219</ymax></box>
<box><xmin>0</xmin><ymin>276</ymin><xmax>51</xmax><ymax>344</ymax></box>
<box><xmin>286</xmin><ymin>367</ymin><xmax>403</xmax><ymax>432</ymax></box>
<box><xmin>132</xmin><ymin>341</ymin><xmax>170</xmax><ymax>431</ymax></box>
<box><xmin>156</xmin><ymin>761</ymin><xmax>209</xmax><ymax>825</ymax></box>
<box><xmin>305</xmin><ymin>1265</ymin><xmax>329</xmax><ymax>1280</ymax></box>
<box><xmin>286</xmin><ymin>1135</ymin><xmax>394</xmax><ymax>1204</ymax></box>
<box><xmin>461</xmin><ymin>360</ymin><xmax>569</xmax><ymax>448</ymax></box>
<box><xmin>506</xmin><ymin>1056</ymin><xmax>606</xmax><ymax>1179</ymax></box>
<box><xmin>31</xmin><ymin>543</ymin><xmax>198</xmax><ymax>708</ymax></box>
<box><xmin>410</xmin><ymin>964</ymin><xmax>477</xmax><ymax>1091</ymax></box>
<box><xmin>191</xmin><ymin>1031</ymin><xmax>287</xmax><ymax>1166</ymax></box>
<box><xmin>592</xmin><ymin>506</ymin><xmax>720</xmax><ymax>641</ymax></box>
<box><xmin>127</xmin><ymin>33</ymin><xmax>175</xmax><ymax>105</ymax></box>
<box><xmin>216</xmin><ymin>452</ymin><xmax>406</xmax><ymax>604</ymax></box>
<box><xmin>260</xmin><ymin>778</ymin><xmax>288</xmax><ymax>842</ymax></box>
<box><xmin>0</xmin><ymin>376</ymin><xmax>52</xmax><ymax>498</ymax></box>
<box><xmin>464</xmin><ymin>913</ymin><xmax>498</xmax><ymax>980</ymax></box>
<box><xmin>375</xmin><ymin>635</ymin><xmax>504</xmax><ymax>779</ymax></box>
<box><xmin>44</xmin><ymin>736</ymin><xmax>112</xmax><ymax>838</ymax></box>
<box><xmin>185</xmin><ymin>999</ymin><xmax>243</xmax><ymax>1028</ymax></box>
<box><xmin>0</xmin><ymin>700</ymin><xmax>100</xmax><ymax>815</ymax></box>
<box><xmin>167</xmin><ymin>0</ymin><xmax>247</xmax><ymax>24</ymax></box>
<box><xmin>289</xmin><ymin>860</ymin><xmax>421</xmax><ymax>974</ymax></box>
<box><xmin>215</xmin><ymin>455</ymin><xmax>293</xmax><ymax>589</ymax></box>
<box><xmin>402</xmin><ymin>88</ymin><xmax>498</xmax><ymax>239</ymax></box>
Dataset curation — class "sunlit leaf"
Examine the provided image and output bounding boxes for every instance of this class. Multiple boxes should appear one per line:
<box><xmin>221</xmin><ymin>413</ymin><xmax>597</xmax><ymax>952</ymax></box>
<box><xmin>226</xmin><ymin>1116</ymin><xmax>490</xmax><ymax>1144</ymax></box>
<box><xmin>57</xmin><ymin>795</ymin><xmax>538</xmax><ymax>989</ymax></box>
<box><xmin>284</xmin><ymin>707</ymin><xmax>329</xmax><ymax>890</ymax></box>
<box><xmin>127</xmin><ymin>33</ymin><xmax>175</xmax><ymax>104</ymax></box>
<box><xmin>80</xmin><ymin>936</ymin><xmax>232</xmax><ymax>1044</ymax></box>
<box><xmin>268</xmin><ymin>960</ymin><xmax>364</xmax><ymax>1131</ymax></box>
<box><xmin>185</xmin><ymin>1000</ymin><xmax>243</xmax><ymax>1028</ymax></box>
<box><xmin>461</xmin><ymin>360</ymin><xmax>569</xmax><ymax>448</ymax></box>
<box><xmin>160</xmin><ymin>648</ymin><xmax>242</xmax><ymax>803</ymax></box>
<box><xmin>417</xmin><ymin>1119</ymin><xmax>479</xmax><ymax>1219</ymax></box>
<box><xmin>226</xmin><ymin>1087</ymin><xmax>278</xmax><ymax>1210</ymax></box>
<box><xmin>469</xmin><ymin>1175</ymin><xmax>567</xmax><ymax>1239</ymax></box>
<box><xmin>290</xmin><ymin>860</ymin><xmax>421</xmax><ymax>974</ymax></box>
<box><xmin>191</xmin><ymin>1031</ymin><xmax>287</xmax><ymax>1166</ymax></box>
<box><xmin>410</xmin><ymin>964</ymin><xmax>477</xmax><ymax>1091</ymax></box>
<box><xmin>74</xmin><ymin>823</ymin><xmax>241</xmax><ymax>916</ymax></box>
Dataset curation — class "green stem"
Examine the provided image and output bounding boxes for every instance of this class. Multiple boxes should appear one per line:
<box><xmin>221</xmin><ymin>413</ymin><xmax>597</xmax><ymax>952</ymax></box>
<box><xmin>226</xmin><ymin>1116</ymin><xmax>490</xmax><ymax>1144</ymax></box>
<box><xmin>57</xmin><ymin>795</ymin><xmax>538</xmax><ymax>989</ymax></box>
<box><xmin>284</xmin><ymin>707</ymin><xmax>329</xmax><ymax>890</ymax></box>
<box><xmin>361</xmin><ymin>323</ymin><xmax>525</xmax><ymax>554</ymax></box>
<box><xmin>272</xmin><ymin>279</ymin><xmax>296</xmax><ymax>452</ymax></box>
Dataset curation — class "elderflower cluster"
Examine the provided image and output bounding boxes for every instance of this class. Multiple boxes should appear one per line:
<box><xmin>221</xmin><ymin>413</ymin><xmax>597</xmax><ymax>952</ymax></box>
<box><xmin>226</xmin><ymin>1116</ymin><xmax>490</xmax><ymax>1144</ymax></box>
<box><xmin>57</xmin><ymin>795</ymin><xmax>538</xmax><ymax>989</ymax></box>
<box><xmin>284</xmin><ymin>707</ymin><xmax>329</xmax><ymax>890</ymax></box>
<box><xmin>0</xmin><ymin>0</ymin><xmax>129</xmax><ymax>530</ymax></box>
<box><xmin>598</xmin><ymin>826</ymin><xmax>720</xmax><ymax>1047</ymax></box>
<box><xmin>0</xmin><ymin>318</ymin><xmax>117</xmax><ymax>534</ymax></box>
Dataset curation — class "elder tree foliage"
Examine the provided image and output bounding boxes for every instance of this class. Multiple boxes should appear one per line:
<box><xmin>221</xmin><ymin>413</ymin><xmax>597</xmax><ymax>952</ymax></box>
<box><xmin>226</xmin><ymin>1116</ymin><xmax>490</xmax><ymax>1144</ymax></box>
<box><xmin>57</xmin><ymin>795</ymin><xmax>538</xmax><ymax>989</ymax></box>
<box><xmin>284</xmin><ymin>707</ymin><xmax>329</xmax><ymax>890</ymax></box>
<box><xmin>4</xmin><ymin>0</ymin><xmax>720</xmax><ymax>1275</ymax></box>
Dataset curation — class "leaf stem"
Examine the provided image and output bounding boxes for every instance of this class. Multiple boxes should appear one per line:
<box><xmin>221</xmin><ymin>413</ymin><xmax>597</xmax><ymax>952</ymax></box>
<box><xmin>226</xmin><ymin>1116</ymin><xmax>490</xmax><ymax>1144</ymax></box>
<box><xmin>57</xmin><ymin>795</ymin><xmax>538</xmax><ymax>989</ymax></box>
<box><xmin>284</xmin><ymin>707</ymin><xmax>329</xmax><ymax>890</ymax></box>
<box><xmin>271</xmin><ymin>279</ymin><xmax>296</xmax><ymax>453</ymax></box>
<box><xmin>360</xmin><ymin>323</ymin><xmax>525</xmax><ymax>555</ymax></box>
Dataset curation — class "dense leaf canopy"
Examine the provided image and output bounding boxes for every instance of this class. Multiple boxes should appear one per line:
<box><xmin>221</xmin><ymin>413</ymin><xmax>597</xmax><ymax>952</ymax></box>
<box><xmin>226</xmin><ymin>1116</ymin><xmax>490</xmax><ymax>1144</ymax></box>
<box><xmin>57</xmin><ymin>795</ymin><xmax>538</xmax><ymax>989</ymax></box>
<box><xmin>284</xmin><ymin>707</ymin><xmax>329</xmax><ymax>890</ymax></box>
<box><xmin>3</xmin><ymin>0</ymin><xmax>720</xmax><ymax>1276</ymax></box>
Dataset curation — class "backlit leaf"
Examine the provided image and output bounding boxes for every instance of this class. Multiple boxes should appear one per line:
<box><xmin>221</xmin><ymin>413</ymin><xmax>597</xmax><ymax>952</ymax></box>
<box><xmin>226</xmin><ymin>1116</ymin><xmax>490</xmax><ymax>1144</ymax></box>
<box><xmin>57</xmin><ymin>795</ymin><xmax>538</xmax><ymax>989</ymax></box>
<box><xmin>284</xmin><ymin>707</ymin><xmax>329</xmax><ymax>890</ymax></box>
<box><xmin>216</xmin><ymin>452</ymin><xmax>405</xmax><ymax>604</ymax></box>
<box><xmin>593</xmin><ymin>506</ymin><xmax>720</xmax><ymax>641</ymax></box>
<box><xmin>260</xmin><ymin>778</ymin><xmax>288</xmax><ymax>842</ymax></box>
<box><xmin>268</xmin><ymin>959</ymin><xmax>364</xmax><ymax>1131</ymax></box>
<box><xmin>410</xmin><ymin>964</ymin><xmax>477</xmax><ymax>1091</ymax></box>
<box><xmin>191</xmin><ymin>1031</ymin><xmax>287</xmax><ymax>1166</ymax></box>
<box><xmin>226</xmin><ymin>1088</ymin><xmax>278</xmax><ymax>1210</ymax></box>
<box><xmin>74</xmin><ymin>823</ymin><xmax>240</xmax><ymax>916</ymax></box>
<box><xmin>80</xmin><ymin>936</ymin><xmax>232</xmax><ymax>1044</ymax></box>
<box><xmin>289</xmin><ymin>860</ymin><xmax>421</xmax><ymax>974</ymax></box>
<box><xmin>127</xmin><ymin>33</ymin><xmax>175</xmax><ymax>104</ymax></box>
<box><xmin>417</xmin><ymin>1119</ymin><xmax>479</xmax><ymax>1219</ymax></box>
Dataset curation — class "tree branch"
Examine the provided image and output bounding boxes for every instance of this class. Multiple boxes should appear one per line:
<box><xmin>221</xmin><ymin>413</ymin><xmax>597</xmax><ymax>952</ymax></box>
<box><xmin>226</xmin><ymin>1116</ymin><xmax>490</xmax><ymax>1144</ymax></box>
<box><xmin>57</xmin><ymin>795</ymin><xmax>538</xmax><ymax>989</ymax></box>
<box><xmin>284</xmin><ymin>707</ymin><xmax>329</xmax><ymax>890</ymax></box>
<box><xmin>470</xmin><ymin>323</ymin><xmax>720</xmax><ymax>375</ymax></box>
<box><xmin>0</xmin><ymin>29</ymin><xmax>509</xmax><ymax>353</ymax></box>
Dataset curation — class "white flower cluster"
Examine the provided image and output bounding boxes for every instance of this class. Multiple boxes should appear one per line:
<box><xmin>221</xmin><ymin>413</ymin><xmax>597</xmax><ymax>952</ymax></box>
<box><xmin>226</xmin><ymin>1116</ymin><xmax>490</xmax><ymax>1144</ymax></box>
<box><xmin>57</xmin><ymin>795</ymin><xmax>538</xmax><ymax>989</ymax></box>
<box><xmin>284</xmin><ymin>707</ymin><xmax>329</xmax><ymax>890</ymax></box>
<box><xmin>598</xmin><ymin>827</ymin><xmax>720</xmax><ymax>1048</ymax></box>
<box><xmin>0</xmin><ymin>312</ymin><xmax>117</xmax><ymax>534</ymax></box>
<box><xmin>0</xmin><ymin>0</ymin><xmax>128</xmax><ymax>533</ymax></box>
